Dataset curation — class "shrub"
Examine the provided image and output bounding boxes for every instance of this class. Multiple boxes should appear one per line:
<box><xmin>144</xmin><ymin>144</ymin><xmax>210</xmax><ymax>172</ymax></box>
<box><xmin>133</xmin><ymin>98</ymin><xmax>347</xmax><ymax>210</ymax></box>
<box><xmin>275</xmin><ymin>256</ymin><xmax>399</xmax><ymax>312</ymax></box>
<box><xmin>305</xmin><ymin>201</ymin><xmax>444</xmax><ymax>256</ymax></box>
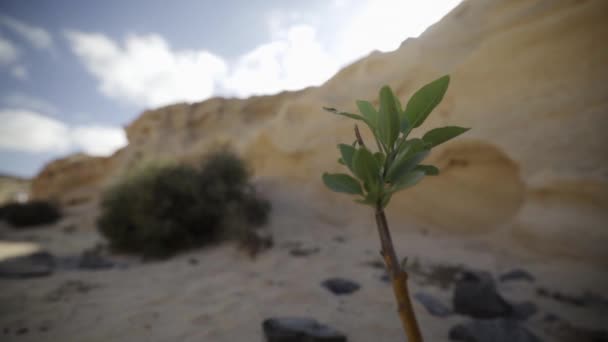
<box><xmin>0</xmin><ymin>200</ymin><xmax>62</xmax><ymax>228</ymax></box>
<box><xmin>97</xmin><ymin>150</ymin><xmax>271</xmax><ymax>258</ymax></box>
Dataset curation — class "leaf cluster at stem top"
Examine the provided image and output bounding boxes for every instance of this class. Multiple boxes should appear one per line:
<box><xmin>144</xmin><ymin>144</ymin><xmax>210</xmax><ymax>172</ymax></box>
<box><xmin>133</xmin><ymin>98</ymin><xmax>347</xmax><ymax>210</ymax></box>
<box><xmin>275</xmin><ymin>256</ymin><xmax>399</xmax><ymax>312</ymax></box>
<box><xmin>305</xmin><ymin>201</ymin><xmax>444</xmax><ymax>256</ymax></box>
<box><xmin>322</xmin><ymin>75</ymin><xmax>470</xmax><ymax>208</ymax></box>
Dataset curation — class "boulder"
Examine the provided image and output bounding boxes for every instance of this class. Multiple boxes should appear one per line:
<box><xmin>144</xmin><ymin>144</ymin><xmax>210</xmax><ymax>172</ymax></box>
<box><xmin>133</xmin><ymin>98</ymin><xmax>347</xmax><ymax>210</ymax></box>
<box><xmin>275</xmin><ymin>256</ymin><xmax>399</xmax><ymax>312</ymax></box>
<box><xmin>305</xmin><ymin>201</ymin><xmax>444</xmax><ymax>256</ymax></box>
<box><xmin>414</xmin><ymin>292</ymin><xmax>453</xmax><ymax>317</ymax></box>
<box><xmin>499</xmin><ymin>269</ymin><xmax>535</xmax><ymax>283</ymax></box>
<box><xmin>321</xmin><ymin>278</ymin><xmax>360</xmax><ymax>296</ymax></box>
<box><xmin>449</xmin><ymin>319</ymin><xmax>542</xmax><ymax>342</ymax></box>
<box><xmin>262</xmin><ymin>317</ymin><xmax>347</xmax><ymax>342</ymax></box>
<box><xmin>0</xmin><ymin>251</ymin><xmax>55</xmax><ymax>278</ymax></box>
<box><xmin>453</xmin><ymin>271</ymin><xmax>512</xmax><ymax>319</ymax></box>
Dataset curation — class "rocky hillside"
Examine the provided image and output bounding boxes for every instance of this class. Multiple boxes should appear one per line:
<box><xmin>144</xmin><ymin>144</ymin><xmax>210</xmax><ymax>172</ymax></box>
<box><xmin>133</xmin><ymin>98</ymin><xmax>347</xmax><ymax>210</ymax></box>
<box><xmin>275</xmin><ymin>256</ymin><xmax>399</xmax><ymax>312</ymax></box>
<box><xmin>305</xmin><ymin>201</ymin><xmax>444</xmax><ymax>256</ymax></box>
<box><xmin>0</xmin><ymin>174</ymin><xmax>30</xmax><ymax>205</ymax></box>
<box><xmin>32</xmin><ymin>0</ymin><xmax>608</xmax><ymax>265</ymax></box>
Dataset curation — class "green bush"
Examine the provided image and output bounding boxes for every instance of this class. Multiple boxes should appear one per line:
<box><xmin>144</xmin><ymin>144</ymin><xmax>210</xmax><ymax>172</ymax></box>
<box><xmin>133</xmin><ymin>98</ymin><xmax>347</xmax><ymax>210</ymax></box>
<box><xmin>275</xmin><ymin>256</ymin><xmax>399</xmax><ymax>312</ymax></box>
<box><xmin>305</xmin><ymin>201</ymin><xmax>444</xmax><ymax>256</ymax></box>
<box><xmin>0</xmin><ymin>200</ymin><xmax>62</xmax><ymax>228</ymax></box>
<box><xmin>97</xmin><ymin>151</ymin><xmax>271</xmax><ymax>258</ymax></box>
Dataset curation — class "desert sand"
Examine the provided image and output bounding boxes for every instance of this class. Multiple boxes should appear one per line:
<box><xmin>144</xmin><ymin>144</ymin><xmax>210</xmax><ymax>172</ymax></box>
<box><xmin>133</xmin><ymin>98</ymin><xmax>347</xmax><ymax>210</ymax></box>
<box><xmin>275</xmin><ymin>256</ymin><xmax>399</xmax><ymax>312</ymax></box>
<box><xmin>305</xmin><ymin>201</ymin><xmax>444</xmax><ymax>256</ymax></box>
<box><xmin>1</xmin><ymin>181</ymin><xmax>608</xmax><ymax>341</ymax></box>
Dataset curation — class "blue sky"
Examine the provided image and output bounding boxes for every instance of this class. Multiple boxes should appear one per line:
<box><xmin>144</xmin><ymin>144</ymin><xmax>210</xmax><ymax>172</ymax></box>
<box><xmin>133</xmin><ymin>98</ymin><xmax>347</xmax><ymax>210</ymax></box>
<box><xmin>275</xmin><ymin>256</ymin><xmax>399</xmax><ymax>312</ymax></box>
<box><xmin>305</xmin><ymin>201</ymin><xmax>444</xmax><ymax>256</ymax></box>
<box><xmin>0</xmin><ymin>0</ymin><xmax>460</xmax><ymax>177</ymax></box>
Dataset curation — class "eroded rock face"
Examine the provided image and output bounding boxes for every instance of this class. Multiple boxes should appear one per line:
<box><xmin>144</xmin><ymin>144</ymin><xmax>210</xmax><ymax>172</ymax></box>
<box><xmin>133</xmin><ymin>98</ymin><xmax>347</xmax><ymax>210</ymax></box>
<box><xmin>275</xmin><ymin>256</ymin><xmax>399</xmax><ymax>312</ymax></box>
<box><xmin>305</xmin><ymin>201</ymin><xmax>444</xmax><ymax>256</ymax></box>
<box><xmin>30</xmin><ymin>153</ymin><xmax>116</xmax><ymax>207</ymax></box>
<box><xmin>0</xmin><ymin>174</ymin><xmax>30</xmax><ymax>205</ymax></box>
<box><xmin>31</xmin><ymin>0</ymin><xmax>608</xmax><ymax>265</ymax></box>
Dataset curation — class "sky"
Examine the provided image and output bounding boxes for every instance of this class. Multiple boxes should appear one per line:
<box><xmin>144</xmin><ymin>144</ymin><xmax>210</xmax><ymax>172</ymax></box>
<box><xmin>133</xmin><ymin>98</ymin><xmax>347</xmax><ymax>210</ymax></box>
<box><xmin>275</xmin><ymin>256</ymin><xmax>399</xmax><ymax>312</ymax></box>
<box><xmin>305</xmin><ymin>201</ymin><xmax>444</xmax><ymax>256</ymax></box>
<box><xmin>0</xmin><ymin>0</ymin><xmax>461</xmax><ymax>177</ymax></box>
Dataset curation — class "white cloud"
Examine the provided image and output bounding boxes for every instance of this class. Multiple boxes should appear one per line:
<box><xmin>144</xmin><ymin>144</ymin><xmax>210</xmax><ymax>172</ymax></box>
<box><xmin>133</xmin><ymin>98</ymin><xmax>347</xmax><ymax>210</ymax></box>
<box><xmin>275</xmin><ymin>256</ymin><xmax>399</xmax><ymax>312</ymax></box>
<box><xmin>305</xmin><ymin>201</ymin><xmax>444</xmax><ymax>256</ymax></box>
<box><xmin>66</xmin><ymin>26</ymin><xmax>338</xmax><ymax>102</ymax></box>
<box><xmin>0</xmin><ymin>109</ymin><xmax>126</xmax><ymax>156</ymax></box>
<box><xmin>70</xmin><ymin>125</ymin><xmax>127</xmax><ymax>156</ymax></box>
<box><xmin>65</xmin><ymin>1</ymin><xmax>461</xmax><ymax>105</ymax></box>
<box><xmin>0</xmin><ymin>110</ymin><xmax>70</xmax><ymax>153</ymax></box>
<box><xmin>0</xmin><ymin>15</ymin><xmax>53</xmax><ymax>50</ymax></box>
<box><xmin>332</xmin><ymin>0</ymin><xmax>462</xmax><ymax>61</ymax></box>
<box><xmin>0</xmin><ymin>35</ymin><xmax>19</xmax><ymax>65</ymax></box>
<box><xmin>223</xmin><ymin>25</ymin><xmax>339</xmax><ymax>97</ymax></box>
<box><xmin>332</xmin><ymin>0</ymin><xmax>349</xmax><ymax>8</ymax></box>
<box><xmin>10</xmin><ymin>65</ymin><xmax>28</xmax><ymax>80</ymax></box>
<box><xmin>65</xmin><ymin>31</ymin><xmax>227</xmax><ymax>108</ymax></box>
<box><xmin>1</xmin><ymin>93</ymin><xmax>57</xmax><ymax>114</ymax></box>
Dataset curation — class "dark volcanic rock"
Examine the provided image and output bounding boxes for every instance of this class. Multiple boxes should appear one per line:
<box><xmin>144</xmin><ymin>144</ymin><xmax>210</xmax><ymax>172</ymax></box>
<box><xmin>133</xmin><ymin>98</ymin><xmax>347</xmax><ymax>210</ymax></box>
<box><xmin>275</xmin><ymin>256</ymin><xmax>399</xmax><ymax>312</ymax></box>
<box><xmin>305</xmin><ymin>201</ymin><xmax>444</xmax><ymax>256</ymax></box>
<box><xmin>321</xmin><ymin>278</ymin><xmax>360</xmax><ymax>296</ymax></box>
<box><xmin>453</xmin><ymin>271</ymin><xmax>512</xmax><ymax>319</ymax></box>
<box><xmin>262</xmin><ymin>317</ymin><xmax>347</xmax><ymax>342</ymax></box>
<box><xmin>511</xmin><ymin>301</ymin><xmax>538</xmax><ymax>321</ymax></box>
<box><xmin>414</xmin><ymin>292</ymin><xmax>453</xmax><ymax>317</ymax></box>
<box><xmin>543</xmin><ymin>318</ymin><xmax>608</xmax><ymax>342</ymax></box>
<box><xmin>537</xmin><ymin>288</ymin><xmax>608</xmax><ymax>310</ymax></box>
<box><xmin>499</xmin><ymin>269</ymin><xmax>535</xmax><ymax>283</ymax></box>
<box><xmin>0</xmin><ymin>251</ymin><xmax>55</xmax><ymax>278</ymax></box>
<box><xmin>78</xmin><ymin>248</ymin><xmax>115</xmax><ymax>270</ymax></box>
<box><xmin>449</xmin><ymin>319</ymin><xmax>542</xmax><ymax>342</ymax></box>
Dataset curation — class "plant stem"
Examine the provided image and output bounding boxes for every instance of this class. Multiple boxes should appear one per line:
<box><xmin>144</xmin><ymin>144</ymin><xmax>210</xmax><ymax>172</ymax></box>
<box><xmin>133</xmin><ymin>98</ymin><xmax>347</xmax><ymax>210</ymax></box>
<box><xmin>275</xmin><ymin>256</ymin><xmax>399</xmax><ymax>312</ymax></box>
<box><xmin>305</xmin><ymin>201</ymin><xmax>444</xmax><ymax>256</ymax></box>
<box><xmin>375</xmin><ymin>205</ymin><xmax>423</xmax><ymax>342</ymax></box>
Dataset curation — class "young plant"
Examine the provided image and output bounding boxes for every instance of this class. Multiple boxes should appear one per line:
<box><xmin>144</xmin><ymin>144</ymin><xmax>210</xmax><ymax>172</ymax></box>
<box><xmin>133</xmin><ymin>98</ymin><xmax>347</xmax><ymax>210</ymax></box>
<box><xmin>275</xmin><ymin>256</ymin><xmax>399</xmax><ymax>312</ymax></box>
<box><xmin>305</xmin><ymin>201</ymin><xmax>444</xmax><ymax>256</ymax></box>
<box><xmin>322</xmin><ymin>75</ymin><xmax>469</xmax><ymax>341</ymax></box>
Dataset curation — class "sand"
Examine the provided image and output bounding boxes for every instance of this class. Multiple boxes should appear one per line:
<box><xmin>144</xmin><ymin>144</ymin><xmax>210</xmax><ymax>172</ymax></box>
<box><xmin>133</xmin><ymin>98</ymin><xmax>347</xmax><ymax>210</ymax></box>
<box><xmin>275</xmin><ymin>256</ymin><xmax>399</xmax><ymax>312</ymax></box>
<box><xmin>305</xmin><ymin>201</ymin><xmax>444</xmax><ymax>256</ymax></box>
<box><xmin>1</xmin><ymin>183</ymin><xmax>607</xmax><ymax>342</ymax></box>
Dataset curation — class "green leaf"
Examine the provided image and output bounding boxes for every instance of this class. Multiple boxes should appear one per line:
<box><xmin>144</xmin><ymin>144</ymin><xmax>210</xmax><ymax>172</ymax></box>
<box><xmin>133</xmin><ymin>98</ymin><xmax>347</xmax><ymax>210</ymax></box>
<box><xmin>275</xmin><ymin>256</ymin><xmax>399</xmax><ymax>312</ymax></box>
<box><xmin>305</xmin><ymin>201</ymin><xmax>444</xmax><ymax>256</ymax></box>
<box><xmin>378</xmin><ymin>86</ymin><xmax>401</xmax><ymax>150</ymax></box>
<box><xmin>356</xmin><ymin>100</ymin><xmax>378</xmax><ymax>129</ymax></box>
<box><xmin>338</xmin><ymin>158</ymin><xmax>345</xmax><ymax>165</ymax></box>
<box><xmin>352</xmin><ymin>147</ymin><xmax>381</xmax><ymax>189</ymax></box>
<box><xmin>394</xmin><ymin>138</ymin><xmax>428</xmax><ymax>161</ymax></box>
<box><xmin>415</xmin><ymin>164</ymin><xmax>439</xmax><ymax>176</ymax></box>
<box><xmin>422</xmin><ymin>126</ymin><xmax>470</xmax><ymax>147</ymax></box>
<box><xmin>386</xmin><ymin>150</ymin><xmax>429</xmax><ymax>183</ymax></box>
<box><xmin>323</xmin><ymin>106</ymin><xmax>367</xmax><ymax>123</ymax></box>
<box><xmin>380</xmin><ymin>192</ymin><xmax>393</xmax><ymax>208</ymax></box>
<box><xmin>389</xmin><ymin>170</ymin><xmax>425</xmax><ymax>193</ymax></box>
<box><xmin>322</xmin><ymin>173</ymin><xmax>363</xmax><ymax>195</ymax></box>
<box><xmin>338</xmin><ymin>144</ymin><xmax>356</xmax><ymax>172</ymax></box>
<box><xmin>400</xmin><ymin>115</ymin><xmax>410</xmax><ymax>134</ymax></box>
<box><xmin>354</xmin><ymin>195</ymin><xmax>377</xmax><ymax>207</ymax></box>
<box><xmin>404</xmin><ymin>75</ymin><xmax>450</xmax><ymax>128</ymax></box>
<box><xmin>324</xmin><ymin>106</ymin><xmax>378</xmax><ymax>134</ymax></box>
<box><xmin>373</xmin><ymin>152</ymin><xmax>385</xmax><ymax>167</ymax></box>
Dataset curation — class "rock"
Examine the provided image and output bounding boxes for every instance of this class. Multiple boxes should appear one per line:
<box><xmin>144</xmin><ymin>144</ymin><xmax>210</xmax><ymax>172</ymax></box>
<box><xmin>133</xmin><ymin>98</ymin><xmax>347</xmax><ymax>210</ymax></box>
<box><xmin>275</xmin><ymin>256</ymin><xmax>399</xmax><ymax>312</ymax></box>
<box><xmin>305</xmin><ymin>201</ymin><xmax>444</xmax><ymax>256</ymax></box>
<box><xmin>262</xmin><ymin>317</ymin><xmax>347</xmax><ymax>342</ymax></box>
<box><xmin>511</xmin><ymin>301</ymin><xmax>538</xmax><ymax>321</ymax></box>
<box><xmin>289</xmin><ymin>246</ymin><xmax>320</xmax><ymax>257</ymax></box>
<box><xmin>54</xmin><ymin>246</ymin><xmax>120</xmax><ymax>271</ymax></box>
<box><xmin>78</xmin><ymin>248</ymin><xmax>115</xmax><ymax>270</ymax></box>
<box><xmin>543</xmin><ymin>313</ymin><xmax>560</xmax><ymax>323</ymax></box>
<box><xmin>449</xmin><ymin>319</ymin><xmax>542</xmax><ymax>342</ymax></box>
<box><xmin>30</xmin><ymin>153</ymin><xmax>112</xmax><ymax>206</ymax></box>
<box><xmin>542</xmin><ymin>317</ymin><xmax>608</xmax><ymax>342</ymax></box>
<box><xmin>0</xmin><ymin>251</ymin><xmax>55</xmax><ymax>278</ymax></box>
<box><xmin>453</xmin><ymin>271</ymin><xmax>512</xmax><ymax>319</ymax></box>
<box><xmin>536</xmin><ymin>287</ymin><xmax>585</xmax><ymax>307</ymax></box>
<box><xmin>414</xmin><ymin>292</ymin><xmax>453</xmax><ymax>317</ymax></box>
<box><xmin>499</xmin><ymin>269</ymin><xmax>535</xmax><ymax>283</ymax></box>
<box><xmin>321</xmin><ymin>278</ymin><xmax>360</xmax><ymax>295</ymax></box>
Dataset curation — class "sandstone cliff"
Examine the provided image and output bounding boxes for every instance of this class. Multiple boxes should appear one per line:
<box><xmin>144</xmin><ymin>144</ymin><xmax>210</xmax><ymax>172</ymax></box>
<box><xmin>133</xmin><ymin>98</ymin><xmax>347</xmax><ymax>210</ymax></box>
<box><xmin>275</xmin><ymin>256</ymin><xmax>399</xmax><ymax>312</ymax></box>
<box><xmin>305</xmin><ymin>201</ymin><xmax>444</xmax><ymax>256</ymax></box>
<box><xmin>32</xmin><ymin>0</ymin><xmax>608</xmax><ymax>265</ymax></box>
<box><xmin>0</xmin><ymin>174</ymin><xmax>30</xmax><ymax>205</ymax></box>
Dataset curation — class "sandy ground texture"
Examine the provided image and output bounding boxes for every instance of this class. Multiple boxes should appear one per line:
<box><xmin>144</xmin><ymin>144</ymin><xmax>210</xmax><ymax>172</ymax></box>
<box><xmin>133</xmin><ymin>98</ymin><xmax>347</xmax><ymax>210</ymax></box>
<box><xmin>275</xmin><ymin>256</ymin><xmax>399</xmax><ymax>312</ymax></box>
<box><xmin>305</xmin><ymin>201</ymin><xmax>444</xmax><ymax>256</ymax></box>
<box><xmin>1</xmin><ymin>183</ymin><xmax>607</xmax><ymax>342</ymax></box>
